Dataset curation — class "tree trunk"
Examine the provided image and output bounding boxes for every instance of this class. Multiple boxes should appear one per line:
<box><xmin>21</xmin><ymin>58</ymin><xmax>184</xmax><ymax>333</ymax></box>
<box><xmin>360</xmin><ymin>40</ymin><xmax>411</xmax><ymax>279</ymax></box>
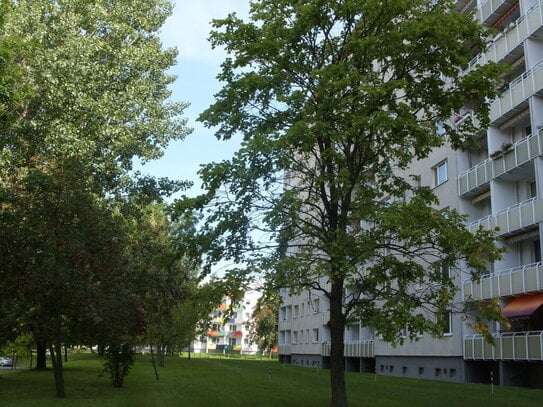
<box><xmin>36</xmin><ymin>338</ymin><xmax>47</xmax><ymax>370</ymax></box>
<box><xmin>329</xmin><ymin>278</ymin><xmax>348</xmax><ymax>407</ymax></box>
<box><xmin>49</xmin><ymin>341</ymin><xmax>65</xmax><ymax>398</ymax></box>
<box><xmin>158</xmin><ymin>343</ymin><xmax>165</xmax><ymax>367</ymax></box>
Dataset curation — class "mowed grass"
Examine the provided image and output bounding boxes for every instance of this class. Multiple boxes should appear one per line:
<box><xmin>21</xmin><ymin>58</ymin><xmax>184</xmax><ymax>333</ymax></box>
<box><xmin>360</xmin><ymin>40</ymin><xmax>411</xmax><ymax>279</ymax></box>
<box><xmin>1</xmin><ymin>352</ymin><xmax>542</xmax><ymax>406</ymax></box>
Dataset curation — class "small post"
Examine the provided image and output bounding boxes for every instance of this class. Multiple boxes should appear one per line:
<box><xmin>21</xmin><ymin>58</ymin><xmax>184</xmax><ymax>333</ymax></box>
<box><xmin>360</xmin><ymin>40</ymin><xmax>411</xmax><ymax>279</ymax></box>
<box><xmin>490</xmin><ymin>370</ymin><xmax>494</xmax><ymax>396</ymax></box>
<box><xmin>268</xmin><ymin>367</ymin><xmax>271</xmax><ymax>381</ymax></box>
<box><xmin>374</xmin><ymin>367</ymin><xmax>377</xmax><ymax>381</ymax></box>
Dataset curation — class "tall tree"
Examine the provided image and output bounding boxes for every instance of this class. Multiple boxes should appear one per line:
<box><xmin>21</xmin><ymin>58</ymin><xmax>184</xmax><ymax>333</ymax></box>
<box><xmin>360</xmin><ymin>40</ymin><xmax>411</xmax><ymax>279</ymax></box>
<box><xmin>177</xmin><ymin>1</ymin><xmax>506</xmax><ymax>406</ymax></box>
<box><xmin>0</xmin><ymin>0</ymin><xmax>189</xmax><ymax>397</ymax></box>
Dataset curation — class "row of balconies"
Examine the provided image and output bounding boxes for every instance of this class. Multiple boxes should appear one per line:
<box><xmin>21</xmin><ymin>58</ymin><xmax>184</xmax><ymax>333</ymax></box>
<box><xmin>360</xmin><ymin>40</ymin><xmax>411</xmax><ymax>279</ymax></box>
<box><xmin>463</xmin><ymin>262</ymin><xmax>543</xmax><ymax>301</ymax></box>
<box><xmin>282</xmin><ymin>333</ymin><xmax>543</xmax><ymax>361</ymax></box>
<box><xmin>464</xmin><ymin>1</ymin><xmax>543</xmax><ymax>75</ymax></box>
<box><xmin>280</xmin><ymin>333</ymin><xmax>543</xmax><ymax>361</ymax></box>
<box><xmin>321</xmin><ymin>340</ymin><xmax>375</xmax><ymax>358</ymax></box>
<box><xmin>489</xmin><ymin>57</ymin><xmax>543</xmax><ymax>125</ymax></box>
<box><xmin>467</xmin><ymin>197</ymin><xmax>543</xmax><ymax>236</ymax></box>
<box><xmin>464</xmin><ymin>331</ymin><xmax>543</xmax><ymax>361</ymax></box>
<box><xmin>458</xmin><ymin>131</ymin><xmax>543</xmax><ymax>197</ymax></box>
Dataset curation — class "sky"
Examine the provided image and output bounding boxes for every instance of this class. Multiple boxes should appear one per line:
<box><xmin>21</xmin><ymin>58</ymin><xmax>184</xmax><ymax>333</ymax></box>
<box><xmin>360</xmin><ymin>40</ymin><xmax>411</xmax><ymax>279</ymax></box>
<box><xmin>136</xmin><ymin>0</ymin><xmax>250</xmax><ymax>197</ymax></box>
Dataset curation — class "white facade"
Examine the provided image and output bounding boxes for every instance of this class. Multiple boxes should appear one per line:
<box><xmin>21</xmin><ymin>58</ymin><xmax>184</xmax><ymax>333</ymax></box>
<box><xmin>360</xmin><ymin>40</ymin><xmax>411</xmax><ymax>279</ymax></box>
<box><xmin>194</xmin><ymin>289</ymin><xmax>262</xmax><ymax>355</ymax></box>
<box><xmin>279</xmin><ymin>0</ymin><xmax>543</xmax><ymax>388</ymax></box>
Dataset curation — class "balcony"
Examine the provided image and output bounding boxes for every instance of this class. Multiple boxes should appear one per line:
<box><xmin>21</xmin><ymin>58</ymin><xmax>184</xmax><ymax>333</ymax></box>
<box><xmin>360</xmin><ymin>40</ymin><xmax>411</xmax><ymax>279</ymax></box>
<box><xmin>321</xmin><ymin>340</ymin><xmax>374</xmax><ymax>358</ymax></box>
<box><xmin>464</xmin><ymin>331</ymin><xmax>543</xmax><ymax>361</ymax></box>
<box><xmin>489</xmin><ymin>58</ymin><xmax>543</xmax><ymax>125</ymax></box>
<box><xmin>463</xmin><ymin>262</ymin><xmax>543</xmax><ymax>301</ymax></box>
<box><xmin>467</xmin><ymin>197</ymin><xmax>543</xmax><ymax>236</ymax></box>
<box><xmin>477</xmin><ymin>0</ymin><xmax>519</xmax><ymax>26</ymax></box>
<box><xmin>458</xmin><ymin>131</ymin><xmax>543</xmax><ymax>197</ymax></box>
<box><xmin>465</xmin><ymin>1</ymin><xmax>543</xmax><ymax>74</ymax></box>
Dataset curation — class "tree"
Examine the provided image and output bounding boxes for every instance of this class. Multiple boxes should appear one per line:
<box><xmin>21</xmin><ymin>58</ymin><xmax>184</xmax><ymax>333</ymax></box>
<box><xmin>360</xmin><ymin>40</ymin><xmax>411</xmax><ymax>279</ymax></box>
<box><xmin>249</xmin><ymin>289</ymin><xmax>279</xmax><ymax>356</ymax></box>
<box><xmin>0</xmin><ymin>0</ymin><xmax>189</xmax><ymax>397</ymax></box>
<box><xmin>177</xmin><ymin>1</ymin><xmax>506</xmax><ymax>406</ymax></box>
<box><xmin>130</xmin><ymin>205</ymin><xmax>200</xmax><ymax>368</ymax></box>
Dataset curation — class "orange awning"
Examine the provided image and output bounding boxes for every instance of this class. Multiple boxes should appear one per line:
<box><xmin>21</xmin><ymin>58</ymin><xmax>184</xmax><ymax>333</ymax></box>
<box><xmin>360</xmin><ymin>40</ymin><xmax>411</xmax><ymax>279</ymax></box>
<box><xmin>502</xmin><ymin>294</ymin><xmax>543</xmax><ymax>318</ymax></box>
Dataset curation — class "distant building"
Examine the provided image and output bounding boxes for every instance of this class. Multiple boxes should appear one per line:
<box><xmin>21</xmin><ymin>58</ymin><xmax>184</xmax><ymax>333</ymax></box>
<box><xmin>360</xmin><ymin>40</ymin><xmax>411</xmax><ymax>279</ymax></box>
<box><xmin>194</xmin><ymin>289</ymin><xmax>262</xmax><ymax>355</ymax></box>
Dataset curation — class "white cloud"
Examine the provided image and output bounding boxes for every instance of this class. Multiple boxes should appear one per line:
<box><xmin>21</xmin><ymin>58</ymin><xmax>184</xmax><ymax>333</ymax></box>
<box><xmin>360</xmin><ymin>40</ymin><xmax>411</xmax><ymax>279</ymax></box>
<box><xmin>160</xmin><ymin>0</ymin><xmax>250</xmax><ymax>64</ymax></box>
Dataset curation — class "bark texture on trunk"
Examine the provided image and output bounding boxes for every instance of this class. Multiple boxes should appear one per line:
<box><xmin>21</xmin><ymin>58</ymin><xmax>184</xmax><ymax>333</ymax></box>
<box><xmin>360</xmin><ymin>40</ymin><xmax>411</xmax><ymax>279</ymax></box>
<box><xmin>36</xmin><ymin>338</ymin><xmax>47</xmax><ymax>370</ymax></box>
<box><xmin>49</xmin><ymin>341</ymin><xmax>65</xmax><ymax>398</ymax></box>
<box><xmin>329</xmin><ymin>279</ymin><xmax>348</xmax><ymax>407</ymax></box>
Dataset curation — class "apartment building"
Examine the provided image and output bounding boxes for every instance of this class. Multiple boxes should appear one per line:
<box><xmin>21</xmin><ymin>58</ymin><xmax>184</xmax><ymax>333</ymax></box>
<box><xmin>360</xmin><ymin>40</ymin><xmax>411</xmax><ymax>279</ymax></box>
<box><xmin>278</xmin><ymin>0</ymin><xmax>543</xmax><ymax>388</ymax></box>
<box><xmin>194</xmin><ymin>289</ymin><xmax>261</xmax><ymax>355</ymax></box>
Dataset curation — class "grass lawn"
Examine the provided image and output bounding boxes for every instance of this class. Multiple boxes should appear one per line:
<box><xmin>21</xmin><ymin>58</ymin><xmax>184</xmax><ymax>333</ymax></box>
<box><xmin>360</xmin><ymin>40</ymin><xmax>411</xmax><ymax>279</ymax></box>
<box><xmin>1</xmin><ymin>352</ymin><xmax>542</xmax><ymax>406</ymax></box>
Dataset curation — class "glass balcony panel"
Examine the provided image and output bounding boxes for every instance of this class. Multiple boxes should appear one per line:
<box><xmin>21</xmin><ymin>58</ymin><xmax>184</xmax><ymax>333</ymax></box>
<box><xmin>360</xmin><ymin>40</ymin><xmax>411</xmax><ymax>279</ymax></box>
<box><xmin>528</xmin><ymin>336</ymin><xmax>543</xmax><ymax>360</ymax></box>
<box><xmin>516</xmin><ymin>138</ymin><xmax>530</xmax><ymax>162</ymax></box>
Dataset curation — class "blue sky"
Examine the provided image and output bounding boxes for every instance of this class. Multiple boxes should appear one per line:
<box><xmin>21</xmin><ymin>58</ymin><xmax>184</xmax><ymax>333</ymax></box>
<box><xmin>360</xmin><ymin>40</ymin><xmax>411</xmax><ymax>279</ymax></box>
<box><xmin>136</xmin><ymin>1</ymin><xmax>250</xmax><ymax>197</ymax></box>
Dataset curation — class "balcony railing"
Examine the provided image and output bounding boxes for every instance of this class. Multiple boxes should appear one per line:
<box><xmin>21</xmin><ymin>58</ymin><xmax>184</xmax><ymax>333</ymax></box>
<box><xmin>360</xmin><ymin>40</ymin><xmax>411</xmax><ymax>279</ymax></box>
<box><xmin>468</xmin><ymin>197</ymin><xmax>543</xmax><ymax>236</ymax></box>
<box><xmin>489</xmin><ymin>58</ymin><xmax>543</xmax><ymax>125</ymax></box>
<box><xmin>321</xmin><ymin>340</ymin><xmax>374</xmax><ymax>358</ymax></box>
<box><xmin>458</xmin><ymin>131</ymin><xmax>543</xmax><ymax>196</ymax></box>
<box><xmin>464</xmin><ymin>331</ymin><xmax>543</xmax><ymax>361</ymax></box>
<box><xmin>465</xmin><ymin>1</ymin><xmax>543</xmax><ymax>74</ymax></box>
<box><xmin>477</xmin><ymin>0</ymin><xmax>519</xmax><ymax>26</ymax></box>
<box><xmin>463</xmin><ymin>262</ymin><xmax>543</xmax><ymax>301</ymax></box>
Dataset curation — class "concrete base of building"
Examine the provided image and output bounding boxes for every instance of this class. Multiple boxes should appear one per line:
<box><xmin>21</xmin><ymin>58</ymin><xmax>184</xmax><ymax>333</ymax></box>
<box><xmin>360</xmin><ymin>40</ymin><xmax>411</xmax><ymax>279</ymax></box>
<box><xmin>288</xmin><ymin>353</ymin><xmax>323</xmax><ymax>369</ymax></box>
<box><xmin>375</xmin><ymin>355</ymin><xmax>465</xmax><ymax>383</ymax></box>
<box><xmin>466</xmin><ymin>360</ymin><xmax>543</xmax><ymax>388</ymax></box>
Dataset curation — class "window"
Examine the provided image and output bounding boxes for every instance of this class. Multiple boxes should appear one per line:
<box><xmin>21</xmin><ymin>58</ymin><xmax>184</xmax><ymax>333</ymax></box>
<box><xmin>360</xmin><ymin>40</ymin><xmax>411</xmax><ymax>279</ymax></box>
<box><xmin>293</xmin><ymin>331</ymin><xmax>298</xmax><ymax>344</ymax></box>
<box><xmin>313</xmin><ymin>298</ymin><xmax>320</xmax><ymax>313</ymax></box>
<box><xmin>440</xmin><ymin>261</ymin><xmax>451</xmax><ymax>282</ymax></box>
<box><xmin>434</xmin><ymin>161</ymin><xmax>448</xmax><ymax>186</ymax></box>
<box><xmin>306</xmin><ymin>329</ymin><xmax>310</xmax><ymax>343</ymax></box>
<box><xmin>418</xmin><ymin>367</ymin><xmax>424</xmax><ymax>375</ymax></box>
<box><xmin>293</xmin><ymin>305</ymin><xmax>299</xmax><ymax>318</ymax></box>
<box><xmin>534</xmin><ymin>240</ymin><xmax>541</xmax><ymax>263</ymax></box>
<box><xmin>400</xmin><ymin>325</ymin><xmax>407</xmax><ymax>338</ymax></box>
<box><xmin>244</xmin><ymin>338</ymin><xmax>249</xmax><ymax>345</ymax></box>
<box><xmin>229</xmin><ymin>338</ymin><xmax>237</xmax><ymax>346</ymax></box>
<box><xmin>529</xmin><ymin>180</ymin><xmax>537</xmax><ymax>198</ymax></box>
<box><xmin>301</xmin><ymin>302</ymin><xmax>305</xmax><ymax>316</ymax></box>
<box><xmin>313</xmin><ymin>328</ymin><xmax>319</xmax><ymax>342</ymax></box>
<box><xmin>440</xmin><ymin>311</ymin><xmax>452</xmax><ymax>336</ymax></box>
<box><xmin>230</xmin><ymin>325</ymin><xmax>237</xmax><ymax>332</ymax></box>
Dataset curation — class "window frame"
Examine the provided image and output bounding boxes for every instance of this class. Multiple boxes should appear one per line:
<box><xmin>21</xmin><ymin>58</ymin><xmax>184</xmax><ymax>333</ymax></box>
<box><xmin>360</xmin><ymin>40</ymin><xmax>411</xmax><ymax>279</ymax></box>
<box><xmin>434</xmin><ymin>160</ymin><xmax>448</xmax><ymax>186</ymax></box>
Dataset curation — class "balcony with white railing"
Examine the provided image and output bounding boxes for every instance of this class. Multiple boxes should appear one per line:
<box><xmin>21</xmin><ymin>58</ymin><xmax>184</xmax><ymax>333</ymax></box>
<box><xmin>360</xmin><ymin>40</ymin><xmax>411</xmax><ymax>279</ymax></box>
<box><xmin>458</xmin><ymin>131</ymin><xmax>543</xmax><ymax>197</ymax></box>
<box><xmin>464</xmin><ymin>331</ymin><xmax>543</xmax><ymax>361</ymax></box>
<box><xmin>321</xmin><ymin>340</ymin><xmax>374</xmax><ymax>358</ymax></box>
<box><xmin>463</xmin><ymin>262</ymin><xmax>543</xmax><ymax>301</ymax></box>
<box><xmin>468</xmin><ymin>197</ymin><xmax>543</xmax><ymax>236</ymax></box>
<box><xmin>464</xmin><ymin>1</ymin><xmax>543</xmax><ymax>74</ymax></box>
<box><xmin>477</xmin><ymin>0</ymin><xmax>519</xmax><ymax>26</ymax></box>
<box><xmin>489</xmin><ymin>58</ymin><xmax>543</xmax><ymax>125</ymax></box>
